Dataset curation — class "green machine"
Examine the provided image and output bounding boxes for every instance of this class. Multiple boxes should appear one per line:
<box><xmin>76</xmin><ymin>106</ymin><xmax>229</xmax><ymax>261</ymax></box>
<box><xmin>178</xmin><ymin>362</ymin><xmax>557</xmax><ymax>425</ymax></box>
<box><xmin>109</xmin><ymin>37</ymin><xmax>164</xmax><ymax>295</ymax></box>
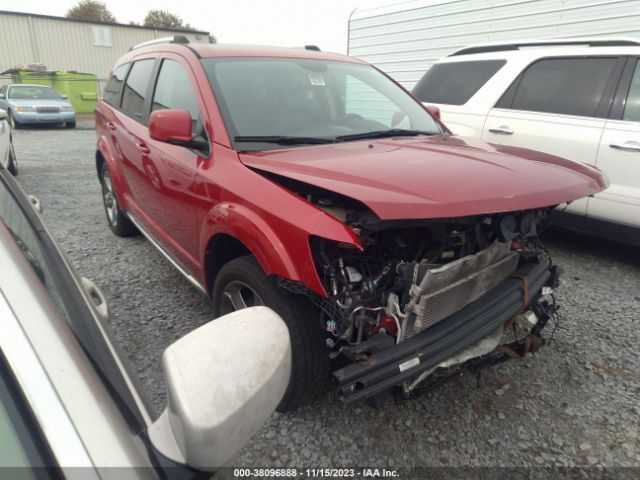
<box><xmin>2</xmin><ymin>69</ymin><xmax>99</xmax><ymax>113</ymax></box>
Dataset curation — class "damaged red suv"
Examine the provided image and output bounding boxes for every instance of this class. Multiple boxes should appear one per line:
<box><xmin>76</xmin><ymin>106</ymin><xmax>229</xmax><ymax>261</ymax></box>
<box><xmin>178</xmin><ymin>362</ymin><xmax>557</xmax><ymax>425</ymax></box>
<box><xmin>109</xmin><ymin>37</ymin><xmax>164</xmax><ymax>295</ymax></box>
<box><xmin>96</xmin><ymin>38</ymin><xmax>607</xmax><ymax>411</ymax></box>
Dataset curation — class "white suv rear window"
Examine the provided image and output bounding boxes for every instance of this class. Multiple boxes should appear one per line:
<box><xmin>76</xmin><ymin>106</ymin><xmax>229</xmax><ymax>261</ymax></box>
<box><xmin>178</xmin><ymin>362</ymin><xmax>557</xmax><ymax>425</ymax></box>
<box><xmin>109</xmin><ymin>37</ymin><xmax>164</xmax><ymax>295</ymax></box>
<box><xmin>412</xmin><ymin>60</ymin><xmax>506</xmax><ymax>105</ymax></box>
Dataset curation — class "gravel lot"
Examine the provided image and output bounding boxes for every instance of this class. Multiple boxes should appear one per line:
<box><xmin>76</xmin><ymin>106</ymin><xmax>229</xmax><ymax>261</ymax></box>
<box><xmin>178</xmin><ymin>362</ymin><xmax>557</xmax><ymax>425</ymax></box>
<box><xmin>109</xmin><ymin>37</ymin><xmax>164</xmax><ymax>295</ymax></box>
<box><xmin>11</xmin><ymin>127</ymin><xmax>640</xmax><ymax>475</ymax></box>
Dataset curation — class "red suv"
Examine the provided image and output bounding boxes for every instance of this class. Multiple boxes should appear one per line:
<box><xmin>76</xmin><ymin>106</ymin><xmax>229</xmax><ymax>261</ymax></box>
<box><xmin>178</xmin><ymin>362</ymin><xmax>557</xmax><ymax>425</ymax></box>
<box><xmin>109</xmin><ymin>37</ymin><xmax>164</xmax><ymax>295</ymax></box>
<box><xmin>96</xmin><ymin>38</ymin><xmax>607</xmax><ymax>411</ymax></box>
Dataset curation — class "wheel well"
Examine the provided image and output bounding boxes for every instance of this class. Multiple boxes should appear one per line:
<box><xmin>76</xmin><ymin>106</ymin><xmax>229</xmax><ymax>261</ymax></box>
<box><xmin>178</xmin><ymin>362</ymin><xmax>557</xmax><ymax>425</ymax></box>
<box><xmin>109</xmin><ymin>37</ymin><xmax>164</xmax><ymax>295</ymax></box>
<box><xmin>205</xmin><ymin>234</ymin><xmax>252</xmax><ymax>294</ymax></box>
<box><xmin>96</xmin><ymin>150</ymin><xmax>105</xmax><ymax>179</ymax></box>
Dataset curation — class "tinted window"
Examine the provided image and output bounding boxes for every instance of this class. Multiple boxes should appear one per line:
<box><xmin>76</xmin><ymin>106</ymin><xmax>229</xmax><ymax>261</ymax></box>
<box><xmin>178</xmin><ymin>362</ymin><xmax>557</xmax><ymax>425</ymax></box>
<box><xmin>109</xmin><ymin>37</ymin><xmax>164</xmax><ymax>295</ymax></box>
<box><xmin>0</xmin><ymin>174</ymin><xmax>146</xmax><ymax>431</ymax></box>
<box><xmin>623</xmin><ymin>60</ymin><xmax>640</xmax><ymax>122</ymax></box>
<box><xmin>121</xmin><ymin>59</ymin><xmax>155</xmax><ymax>122</ymax></box>
<box><xmin>412</xmin><ymin>60</ymin><xmax>506</xmax><ymax>105</ymax></box>
<box><xmin>509</xmin><ymin>58</ymin><xmax>617</xmax><ymax>117</ymax></box>
<box><xmin>0</xmin><ymin>361</ymin><xmax>56</xmax><ymax>470</ymax></box>
<box><xmin>152</xmin><ymin>60</ymin><xmax>201</xmax><ymax>135</ymax></box>
<box><xmin>103</xmin><ymin>63</ymin><xmax>130</xmax><ymax>107</ymax></box>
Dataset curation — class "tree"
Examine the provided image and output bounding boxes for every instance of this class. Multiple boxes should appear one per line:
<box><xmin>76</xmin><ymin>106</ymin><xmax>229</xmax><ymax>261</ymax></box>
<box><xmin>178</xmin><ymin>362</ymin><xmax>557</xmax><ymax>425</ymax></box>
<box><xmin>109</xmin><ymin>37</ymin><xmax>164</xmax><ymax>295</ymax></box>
<box><xmin>143</xmin><ymin>9</ymin><xmax>195</xmax><ymax>31</ymax></box>
<box><xmin>66</xmin><ymin>0</ymin><xmax>115</xmax><ymax>23</ymax></box>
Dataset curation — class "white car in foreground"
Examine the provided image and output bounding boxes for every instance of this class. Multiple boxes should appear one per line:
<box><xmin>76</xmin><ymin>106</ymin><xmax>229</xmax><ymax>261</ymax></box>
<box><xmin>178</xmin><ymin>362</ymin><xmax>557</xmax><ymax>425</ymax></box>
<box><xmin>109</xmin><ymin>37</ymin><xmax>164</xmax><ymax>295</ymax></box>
<box><xmin>413</xmin><ymin>38</ymin><xmax>640</xmax><ymax>244</ymax></box>
<box><xmin>0</xmin><ymin>109</ymin><xmax>18</xmax><ymax>175</ymax></box>
<box><xmin>0</xmin><ymin>166</ymin><xmax>290</xmax><ymax>474</ymax></box>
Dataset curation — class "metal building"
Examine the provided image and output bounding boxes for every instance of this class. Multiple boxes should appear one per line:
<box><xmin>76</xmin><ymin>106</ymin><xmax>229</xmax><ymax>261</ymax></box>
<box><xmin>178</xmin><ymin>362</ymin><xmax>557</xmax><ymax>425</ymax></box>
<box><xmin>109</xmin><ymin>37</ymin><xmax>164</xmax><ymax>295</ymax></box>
<box><xmin>348</xmin><ymin>0</ymin><xmax>640</xmax><ymax>88</ymax></box>
<box><xmin>0</xmin><ymin>10</ymin><xmax>211</xmax><ymax>80</ymax></box>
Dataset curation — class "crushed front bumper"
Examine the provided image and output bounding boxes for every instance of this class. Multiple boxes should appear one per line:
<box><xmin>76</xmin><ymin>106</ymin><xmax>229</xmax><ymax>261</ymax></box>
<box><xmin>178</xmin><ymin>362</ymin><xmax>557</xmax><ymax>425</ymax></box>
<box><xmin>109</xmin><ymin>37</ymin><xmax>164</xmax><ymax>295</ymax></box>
<box><xmin>334</xmin><ymin>256</ymin><xmax>558</xmax><ymax>405</ymax></box>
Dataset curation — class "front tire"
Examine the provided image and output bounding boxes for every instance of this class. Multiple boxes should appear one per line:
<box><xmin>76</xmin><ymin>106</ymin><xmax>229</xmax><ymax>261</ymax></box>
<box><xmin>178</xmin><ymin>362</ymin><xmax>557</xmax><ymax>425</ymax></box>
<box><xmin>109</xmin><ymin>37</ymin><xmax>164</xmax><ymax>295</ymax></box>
<box><xmin>100</xmin><ymin>163</ymin><xmax>137</xmax><ymax>236</ymax></box>
<box><xmin>212</xmin><ymin>255</ymin><xmax>330</xmax><ymax>412</ymax></box>
<box><xmin>7</xmin><ymin>142</ymin><xmax>17</xmax><ymax>176</ymax></box>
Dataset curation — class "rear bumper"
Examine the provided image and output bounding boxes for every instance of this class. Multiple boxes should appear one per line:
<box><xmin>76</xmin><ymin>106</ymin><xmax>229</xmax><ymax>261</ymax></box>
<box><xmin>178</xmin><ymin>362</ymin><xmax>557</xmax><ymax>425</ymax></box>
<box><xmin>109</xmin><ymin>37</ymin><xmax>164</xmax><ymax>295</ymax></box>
<box><xmin>334</xmin><ymin>256</ymin><xmax>555</xmax><ymax>405</ymax></box>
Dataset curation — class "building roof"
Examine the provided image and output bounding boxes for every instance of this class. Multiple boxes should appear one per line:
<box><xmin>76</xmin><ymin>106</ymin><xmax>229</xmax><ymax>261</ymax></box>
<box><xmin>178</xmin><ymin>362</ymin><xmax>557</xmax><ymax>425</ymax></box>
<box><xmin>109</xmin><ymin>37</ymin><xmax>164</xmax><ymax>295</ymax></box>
<box><xmin>0</xmin><ymin>9</ymin><xmax>209</xmax><ymax>35</ymax></box>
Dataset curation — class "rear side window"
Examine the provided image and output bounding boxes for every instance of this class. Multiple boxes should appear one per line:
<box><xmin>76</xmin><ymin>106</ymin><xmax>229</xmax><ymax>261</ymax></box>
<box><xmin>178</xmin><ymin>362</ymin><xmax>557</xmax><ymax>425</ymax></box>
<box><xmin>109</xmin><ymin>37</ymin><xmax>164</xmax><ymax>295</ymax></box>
<box><xmin>103</xmin><ymin>63</ymin><xmax>130</xmax><ymax>107</ymax></box>
<box><xmin>412</xmin><ymin>60</ymin><xmax>506</xmax><ymax>105</ymax></box>
<box><xmin>151</xmin><ymin>59</ymin><xmax>201</xmax><ymax>135</ymax></box>
<box><xmin>623</xmin><ymin>60</ymin><xmax>640</xmax><ymax>122</ymax></box>
<box><xmin>121</xmin><ymin>59</ymin><xmax>155</xmax><ymax>122</ymax></box>
<box><xmin>506</xmin><ymin>58</ymin><xmax>617</xmax><ymax>118</ymax></box>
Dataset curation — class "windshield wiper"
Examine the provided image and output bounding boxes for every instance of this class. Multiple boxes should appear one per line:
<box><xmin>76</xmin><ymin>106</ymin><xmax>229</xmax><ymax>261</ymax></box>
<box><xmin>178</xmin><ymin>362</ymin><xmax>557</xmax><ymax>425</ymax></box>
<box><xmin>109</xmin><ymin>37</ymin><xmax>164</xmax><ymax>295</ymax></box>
<box><xmin>335</xmin><ymin>129</ymin><xmax>437</xmax><ymax>142</ymax></box>
<box><xmin>234</xmin><ymin>135</ymin><xmax>337</xmax><ymax>146</ymax></box>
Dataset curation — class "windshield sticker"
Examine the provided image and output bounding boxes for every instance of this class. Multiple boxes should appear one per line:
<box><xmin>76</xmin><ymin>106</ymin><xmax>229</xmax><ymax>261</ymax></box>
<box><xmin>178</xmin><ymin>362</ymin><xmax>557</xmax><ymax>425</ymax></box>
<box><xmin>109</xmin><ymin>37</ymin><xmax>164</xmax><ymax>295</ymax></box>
<box><xmin>308</xmin><ymin>73</ymin><xmax>326</xmax><ymax>86</ymax></box>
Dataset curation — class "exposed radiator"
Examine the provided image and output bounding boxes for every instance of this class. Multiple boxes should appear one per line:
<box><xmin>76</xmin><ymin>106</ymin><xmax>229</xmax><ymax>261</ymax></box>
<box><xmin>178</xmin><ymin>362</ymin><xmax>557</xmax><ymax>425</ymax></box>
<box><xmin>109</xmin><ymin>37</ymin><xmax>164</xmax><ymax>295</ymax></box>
<box><xmin>402</xmin><ymin>241</ymin><xmax>518</xmax><ymax>339</ymax></box>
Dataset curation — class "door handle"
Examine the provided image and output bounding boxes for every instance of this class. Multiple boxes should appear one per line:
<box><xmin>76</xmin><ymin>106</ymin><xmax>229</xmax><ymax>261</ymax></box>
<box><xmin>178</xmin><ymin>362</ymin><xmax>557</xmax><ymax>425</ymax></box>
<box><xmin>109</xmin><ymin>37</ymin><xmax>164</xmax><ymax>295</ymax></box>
<box><xmin>105</xmin><ymin>121</ymin><xmax>117</xmax><ymax>131</ymax></box>
<box><xmin>609</xmin><ymin>141</ymin><xmax>640</xmax><ymax>152</ymax></box>
<box><xmin>488</xmin><ymin>125</ymin><xmax>514</xmax><ymax>135</ymax></box>
<box><xmin>136</xmin><ymin>142</ymin><xmax>151</xmax><ymax>154</ymax></box>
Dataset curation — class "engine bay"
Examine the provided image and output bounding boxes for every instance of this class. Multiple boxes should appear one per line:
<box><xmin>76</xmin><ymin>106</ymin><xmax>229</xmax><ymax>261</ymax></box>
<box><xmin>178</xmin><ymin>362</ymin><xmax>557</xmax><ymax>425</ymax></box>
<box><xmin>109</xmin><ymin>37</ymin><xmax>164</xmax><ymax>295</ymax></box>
<box><xmin>267</xmin><ymin>179</ymin><xmax>556</xmax><ymax>363</ymax></box>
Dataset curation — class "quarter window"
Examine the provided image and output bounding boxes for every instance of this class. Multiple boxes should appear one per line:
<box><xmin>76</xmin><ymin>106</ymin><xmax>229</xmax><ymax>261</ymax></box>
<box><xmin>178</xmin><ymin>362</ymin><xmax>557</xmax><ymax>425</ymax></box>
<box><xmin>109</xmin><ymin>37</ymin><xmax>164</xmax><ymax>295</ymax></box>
<box><xmin>121</xmin><ymin>59</ymin><xmax>155</xmax><ymax>122</ymax></box>
<box><xmin>103</xmin><ymin>63</ymin><xmax>130</xmax><ymax>108</ymax></box>
<box><xmin>623</xmin><ymin>60</ymin><xmax>640</xmax><ymax>122</ymax></box>
<box><xmin>412</xmin><ymin>60</ymin><xmax>506</xmax><ymax>105</ymax></box>
<box><xmin>507</xmin><ymin>58</ymin><xmax>617</xmax><ymax>118</ymax></box>
<box><xmin>151</xmin><ymin>59</ymin><xmax>201</xmax><ymax>135</ymax></box>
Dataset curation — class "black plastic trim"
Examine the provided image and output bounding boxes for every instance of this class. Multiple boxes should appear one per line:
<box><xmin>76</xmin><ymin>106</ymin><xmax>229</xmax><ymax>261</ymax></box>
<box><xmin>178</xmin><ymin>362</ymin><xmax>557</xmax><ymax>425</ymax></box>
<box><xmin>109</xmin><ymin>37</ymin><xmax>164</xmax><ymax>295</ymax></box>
<box><xmin>451</xmin><ymin>40</ymin><xmax>640</xmax><ymax>57</ymax></box>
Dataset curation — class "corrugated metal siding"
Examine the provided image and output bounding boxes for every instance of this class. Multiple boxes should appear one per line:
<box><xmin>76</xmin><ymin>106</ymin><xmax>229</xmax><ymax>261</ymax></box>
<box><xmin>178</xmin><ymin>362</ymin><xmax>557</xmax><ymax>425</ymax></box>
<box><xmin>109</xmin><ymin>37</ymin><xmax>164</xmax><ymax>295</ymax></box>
<box><xmin>0</xmin><ymin>12</ymin><xmax>209</xmax><ymax>80</ymax></box>
<box><xmin>349</xmin><ymin>0</ymin><xmax>640</xmax><ymax>87</ymax></box>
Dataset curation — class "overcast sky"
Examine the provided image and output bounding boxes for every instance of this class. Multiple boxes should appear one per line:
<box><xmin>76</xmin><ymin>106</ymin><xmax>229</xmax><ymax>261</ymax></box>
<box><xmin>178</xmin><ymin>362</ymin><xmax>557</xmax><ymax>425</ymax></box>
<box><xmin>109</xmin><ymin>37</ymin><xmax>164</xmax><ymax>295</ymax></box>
<box><xmin>0</xmin><ymin>0</ymin><xmax>392</xmax><ymax>54</ymax></box>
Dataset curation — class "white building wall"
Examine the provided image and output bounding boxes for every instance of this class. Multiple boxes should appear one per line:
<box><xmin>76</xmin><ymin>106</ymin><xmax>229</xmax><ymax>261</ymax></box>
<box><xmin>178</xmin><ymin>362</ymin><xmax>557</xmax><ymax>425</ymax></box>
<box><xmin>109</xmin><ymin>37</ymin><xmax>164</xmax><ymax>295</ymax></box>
<box><xmin>349</xmin><ymin>0</ymin><xmax>640</xmax><ymax>88</ymax></box>
<box><xmin>0</xmin><ymin>11</ymin><xmax>210</xmax><ymax>79</ymax></box>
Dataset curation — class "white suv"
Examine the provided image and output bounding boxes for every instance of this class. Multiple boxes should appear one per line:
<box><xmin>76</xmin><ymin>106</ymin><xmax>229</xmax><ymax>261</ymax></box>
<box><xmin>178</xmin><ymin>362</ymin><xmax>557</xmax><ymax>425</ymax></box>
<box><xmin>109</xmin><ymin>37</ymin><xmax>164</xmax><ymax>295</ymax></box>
<box><xmin>412</xmin><ymin>38</ymin><xmax>640</xmax><ymax>244</ymax></box>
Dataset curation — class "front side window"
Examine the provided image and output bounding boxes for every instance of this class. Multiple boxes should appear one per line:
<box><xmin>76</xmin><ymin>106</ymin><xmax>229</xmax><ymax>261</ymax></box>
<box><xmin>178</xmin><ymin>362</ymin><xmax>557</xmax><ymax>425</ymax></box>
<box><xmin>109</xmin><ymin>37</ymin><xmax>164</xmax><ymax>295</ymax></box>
<box><xmin>412</xmin><ymin>60</ymin><xmax>506</xmax><ymax>105</ymax></box>
<box><xmin>121</xmin><ymin>59</ymin><xmax>155</xmax><ymax>122</ymax></box>
<box><xmin>202</xmin><ymin>58</ymin><xmax>441</xmax><ymax>150</ymax></box>
<box><xmin>507</xmin><ymin>57</ymin><xmax>617</xmax><ymax>118</ymax></box>
<box><xmin>103</xmin><ymin>63</ymin><xmax>130</xmax><ymax>107</ymax></box>
<box><xmin>8</xmin><ymin>86</ymin><xmax>61</xmax><ymax>100</ymax></box>
<box><xmin>151</xmin><ymin>59</ymin><xmax>201</xmax><ymax>135</ymax></box>
<box><xmin>0</xmin><ymin>175</ymin><xmax>146</xmax><ymax>431</ymax></box>
<box><xmin>623</xmin><ymin>60</ymin><xmax>640</xmax><ymax>122</ymax></box>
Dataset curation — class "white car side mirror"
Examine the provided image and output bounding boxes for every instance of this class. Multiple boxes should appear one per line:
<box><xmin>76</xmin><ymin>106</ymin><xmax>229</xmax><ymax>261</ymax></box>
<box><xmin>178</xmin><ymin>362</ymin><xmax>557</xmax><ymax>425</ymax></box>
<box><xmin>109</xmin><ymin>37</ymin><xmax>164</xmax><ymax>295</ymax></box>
<box><xmin>148</xmin><ymin>306</ymin><xmax>291</xmax><ymax>471</ymax></box>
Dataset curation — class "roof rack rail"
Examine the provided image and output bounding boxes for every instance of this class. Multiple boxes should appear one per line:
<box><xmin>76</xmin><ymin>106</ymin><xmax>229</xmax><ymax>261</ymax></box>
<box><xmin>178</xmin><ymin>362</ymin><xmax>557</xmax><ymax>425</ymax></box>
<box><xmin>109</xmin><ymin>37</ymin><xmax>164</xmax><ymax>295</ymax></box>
<box><xmin>130</xmin><ymin>34</ymin><xmax>190</xmax><ymax>51</ymax></box>
<box><xmin>304</xmin><ymin>45</ymin><xmax>321</xmax><ymax>51</ymax></box>
<box><xmin>449</xmin><ymin>38</ymin><xmax>640</xmax><ymax>56</ymax></box>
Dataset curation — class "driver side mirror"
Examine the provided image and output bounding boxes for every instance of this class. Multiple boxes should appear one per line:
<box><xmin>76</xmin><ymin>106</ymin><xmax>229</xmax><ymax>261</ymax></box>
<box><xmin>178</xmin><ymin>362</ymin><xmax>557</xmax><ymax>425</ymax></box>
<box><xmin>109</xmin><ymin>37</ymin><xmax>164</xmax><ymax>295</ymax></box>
<box><xmin>148</xmin><ymin>306</ymin><xmax>291</xmax><ymax>470</ymax></box>
<box><xmin>149</xmin><ymin>109</ymin><xmax>208</xmax><ymax>150</ymax></box>
<box><xmin>0</xmin><ymin>93</ymin><xmax>5</xmax><ymax>99</ymax></box>
<box><xmin>61</xmin><ymin>94</ymin><xmax>68</xmax><ymax>100</ymax></box>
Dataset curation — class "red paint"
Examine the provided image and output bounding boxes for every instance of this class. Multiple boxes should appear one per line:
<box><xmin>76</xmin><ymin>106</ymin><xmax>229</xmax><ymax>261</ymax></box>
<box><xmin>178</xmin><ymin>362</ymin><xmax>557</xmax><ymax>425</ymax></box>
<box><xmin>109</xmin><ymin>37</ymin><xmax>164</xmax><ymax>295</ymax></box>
<box><xmin>370</xmin><ymin>314</ymin><xmax>399</xmax><ymax>337</ymax></box>
<box><xmin>425</xmin><ymin>104</ymin><xmax>441</xmax><ymax>120</ymax></box>
<box><xmin>96</xmin><ymin>44</ymin><xmax>608</xmax><ymax>299</ymax></box>
<box><xmin>148</xmin><ymin>109</ymin><xmax>193</xmax><ymax>143</ymax></box>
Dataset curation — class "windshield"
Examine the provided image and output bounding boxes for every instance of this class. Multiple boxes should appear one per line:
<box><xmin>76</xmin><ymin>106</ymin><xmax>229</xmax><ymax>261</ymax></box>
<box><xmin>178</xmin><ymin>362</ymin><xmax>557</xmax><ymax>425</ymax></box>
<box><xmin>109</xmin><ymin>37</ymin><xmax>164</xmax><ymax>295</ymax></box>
<box><xmin>8</xmin><ymin>86</ymin><xmax>61</xmax><ymax>100</ymax></box>
<box><xmin>202</xmin><ymin>58</ymin><xmax>442</xmax><ymax>150</ymax></box>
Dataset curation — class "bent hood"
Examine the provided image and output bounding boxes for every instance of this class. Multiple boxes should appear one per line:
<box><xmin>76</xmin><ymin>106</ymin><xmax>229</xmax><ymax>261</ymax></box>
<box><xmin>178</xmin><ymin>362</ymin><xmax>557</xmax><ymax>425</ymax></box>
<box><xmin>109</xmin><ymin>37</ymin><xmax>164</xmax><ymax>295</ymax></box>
<box><xmin>239</xmin><ymin>135</ymin><xmax>608</xmax><ymax>220</ymax></box>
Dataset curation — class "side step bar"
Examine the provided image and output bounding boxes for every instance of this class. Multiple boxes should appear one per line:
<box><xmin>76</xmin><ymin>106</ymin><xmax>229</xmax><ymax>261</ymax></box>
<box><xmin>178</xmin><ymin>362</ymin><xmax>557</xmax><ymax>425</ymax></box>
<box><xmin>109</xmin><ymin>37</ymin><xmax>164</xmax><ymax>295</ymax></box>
<box><xmin>334</xmin><ymin>257</ymin><xmax>554</xmax><ymax>404</ymax></box>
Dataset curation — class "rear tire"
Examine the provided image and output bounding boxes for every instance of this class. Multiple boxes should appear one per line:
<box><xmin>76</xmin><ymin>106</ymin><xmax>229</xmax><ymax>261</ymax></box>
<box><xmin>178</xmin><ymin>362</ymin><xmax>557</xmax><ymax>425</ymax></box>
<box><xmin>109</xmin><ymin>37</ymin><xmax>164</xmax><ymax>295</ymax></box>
<box><xmin>66</xmin><ymin>121</ymin><xmax>76</xmax><ymax>128</ymax></box>
<box><xmin>100</xmin><ymin>163</ymin><xmax>137</xmax><ymax>236</ymax></box>
<box><xmin>7</xmin><ymin>142</ymin><xmax>17</xmax><ymax>176</ymax></box>
<box><xmin>212</xmin><ymin>255</ymin><xmax>330</xmax><ymax>412</ymax></box>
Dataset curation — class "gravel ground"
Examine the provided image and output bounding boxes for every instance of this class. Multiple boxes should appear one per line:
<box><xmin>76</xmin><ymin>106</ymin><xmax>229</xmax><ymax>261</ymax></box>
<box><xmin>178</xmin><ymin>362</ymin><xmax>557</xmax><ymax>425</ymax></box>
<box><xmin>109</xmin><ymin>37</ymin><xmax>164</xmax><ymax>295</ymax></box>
<box><xmin>11</xmin><ymin>128</ymin><xmax>640</xmax><ymax>475</ymax></box>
